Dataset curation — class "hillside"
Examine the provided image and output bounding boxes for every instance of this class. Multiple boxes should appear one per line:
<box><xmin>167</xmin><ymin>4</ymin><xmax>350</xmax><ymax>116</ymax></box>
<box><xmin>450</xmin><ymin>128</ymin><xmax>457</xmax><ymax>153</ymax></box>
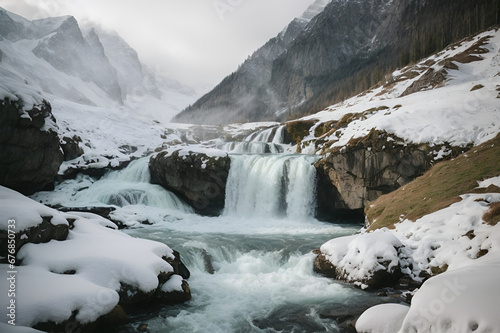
<box><xmin>173</xmin><ymin>0</ymin><xmax>500</xmax><ymax>125</ymax></box>
<box><xmin>366</xmin><ymin>133</ymin><xmax>500</xmax><ymax>230</ymax></box>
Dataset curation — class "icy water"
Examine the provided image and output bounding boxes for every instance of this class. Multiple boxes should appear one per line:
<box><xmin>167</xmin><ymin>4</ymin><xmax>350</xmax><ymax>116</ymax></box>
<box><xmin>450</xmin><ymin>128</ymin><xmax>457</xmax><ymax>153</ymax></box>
<box><xmin>34</xmin><ymin>152</ymin><xmax>389</xmax><ymax>332</ymax></box>
<box><xmin>122</xmin><ymin>218</ymin><xmax>385</xmax><ymax>333</ymax></box>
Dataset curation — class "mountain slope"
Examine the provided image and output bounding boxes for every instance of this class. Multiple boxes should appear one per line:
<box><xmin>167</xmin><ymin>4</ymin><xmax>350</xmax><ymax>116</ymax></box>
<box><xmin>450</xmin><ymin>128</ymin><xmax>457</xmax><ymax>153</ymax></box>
<box><xmin>0</xmin><ymin>7</ymin><xmax>196</xmax><ymax>114</ymax></box>
<box><xmin>172</xmin><ymin>0</ymin><xmax>332</xmax><ymax>124</ymax></box>
<box><xmin>174</xmin><ymin>0</ymin><xmax>500</xmax><ymax>125</ymax></box>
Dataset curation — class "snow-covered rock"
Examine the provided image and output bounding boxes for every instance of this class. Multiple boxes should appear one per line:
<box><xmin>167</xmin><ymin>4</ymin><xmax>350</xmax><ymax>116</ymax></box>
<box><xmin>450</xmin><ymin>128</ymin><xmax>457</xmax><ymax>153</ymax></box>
<box><xmin>356</xmin><ymin>303</ymin><xmax>410</xmax><ymax>333</ymax></box>
<box><xmin>0</xmin><ymin>186</ymin><xmax>191</xmax><ymax>331</ymax></box>
<box><xmin>149</xmin><ymin>147</ymin><xmax>230</xmax><ymax>216</ymax></box>
<box><xmin>315</xmin><ymin>229</ymin><xmax>411</xmax><ymax>289</ymax></box>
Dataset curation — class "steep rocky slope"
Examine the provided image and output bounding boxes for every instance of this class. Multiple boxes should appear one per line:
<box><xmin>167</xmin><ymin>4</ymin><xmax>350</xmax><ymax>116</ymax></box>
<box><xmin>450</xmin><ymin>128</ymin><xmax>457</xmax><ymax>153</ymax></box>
<box><xmin>174</xmin><ymin>0</ymin><xmax>499</xmax><ymax>125</ymax></box>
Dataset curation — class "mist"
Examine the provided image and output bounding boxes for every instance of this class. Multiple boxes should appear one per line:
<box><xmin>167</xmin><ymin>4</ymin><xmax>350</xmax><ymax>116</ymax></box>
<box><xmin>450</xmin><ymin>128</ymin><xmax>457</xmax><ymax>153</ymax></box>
<box><xmin>0</xmin><ymin>0</ymin><xmax>316</xmax><ymax>90</ymax></box>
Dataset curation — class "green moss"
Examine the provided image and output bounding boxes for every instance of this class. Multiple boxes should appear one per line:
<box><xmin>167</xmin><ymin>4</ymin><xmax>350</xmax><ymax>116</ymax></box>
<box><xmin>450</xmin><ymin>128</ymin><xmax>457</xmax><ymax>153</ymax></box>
<box><xmin>366</xmin><ymin>133</ymin><xmax>500</xmax><ymax>230</ymax></box>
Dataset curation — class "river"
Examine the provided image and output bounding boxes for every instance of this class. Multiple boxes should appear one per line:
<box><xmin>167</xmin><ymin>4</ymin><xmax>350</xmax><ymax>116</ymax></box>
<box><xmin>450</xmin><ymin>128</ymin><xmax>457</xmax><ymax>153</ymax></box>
<box><xmin>33</xmin><ymin>138</ymin><xmax>390</xmax><ymax>332</ymax></box>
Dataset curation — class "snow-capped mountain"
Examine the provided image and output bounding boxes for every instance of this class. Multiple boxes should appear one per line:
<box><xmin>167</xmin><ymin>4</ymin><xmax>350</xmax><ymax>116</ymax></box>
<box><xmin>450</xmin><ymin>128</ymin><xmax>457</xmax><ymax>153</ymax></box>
<box><xmin>0</xmin><ymin>7</ymin><xmax>197</xmax><ymax>113</ymax></box>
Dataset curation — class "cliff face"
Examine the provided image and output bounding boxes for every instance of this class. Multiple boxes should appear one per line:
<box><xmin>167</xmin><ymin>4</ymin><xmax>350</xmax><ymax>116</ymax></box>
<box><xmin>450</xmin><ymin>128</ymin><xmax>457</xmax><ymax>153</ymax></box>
<box><xmin>173</xmin><ymin>0</ymin><xmax>500</xmax><ymax>125</ymax></box>
<box><xmin>0</xmin><ymin>98</ymin><xmax>63</xmax><ymax>194</ymax></box>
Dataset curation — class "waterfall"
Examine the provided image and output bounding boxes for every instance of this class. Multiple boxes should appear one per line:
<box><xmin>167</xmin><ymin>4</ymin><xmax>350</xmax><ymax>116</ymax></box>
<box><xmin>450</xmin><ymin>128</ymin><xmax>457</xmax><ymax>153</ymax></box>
<box><xmin>37</xmin><ymin>158</ymin><xmax>193</xmax><ymax>213</ymax></box>
<box><xmin>220</xmin><ymin>125</ymin><xmax>287</xmax><ymax>154</ymax></box>
<box><xmin>220</xmin><ymin>141</ymin><xmax>283</xmax><ymax>154</ymax></box>
<box><xmin>224</xmin><ymin>154</ymin><xmax>319</xmax><ymax>219</ymax></box>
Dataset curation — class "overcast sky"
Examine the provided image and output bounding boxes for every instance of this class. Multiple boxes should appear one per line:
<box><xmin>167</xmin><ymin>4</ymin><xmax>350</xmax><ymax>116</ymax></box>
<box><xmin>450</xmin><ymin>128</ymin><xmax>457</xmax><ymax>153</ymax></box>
<box><xmin>0</xmin><ymin>0</ymin><xmax>316</xmax><ymax>89</ymax></box>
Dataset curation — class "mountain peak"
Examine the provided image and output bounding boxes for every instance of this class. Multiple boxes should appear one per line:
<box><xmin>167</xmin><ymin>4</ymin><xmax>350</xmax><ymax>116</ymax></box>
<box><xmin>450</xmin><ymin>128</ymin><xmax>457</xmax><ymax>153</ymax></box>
<box><xmin>32</xmin><ymin>15</ymin><xmax>79</xmax><ymax>39</ymax></box>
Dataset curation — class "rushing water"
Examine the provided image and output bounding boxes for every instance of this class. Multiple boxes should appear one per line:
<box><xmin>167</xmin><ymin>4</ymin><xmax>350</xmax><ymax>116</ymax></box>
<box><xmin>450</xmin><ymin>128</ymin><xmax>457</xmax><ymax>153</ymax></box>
<box><xmin>33</xmin><ymin>146</ymin><xmax>388</xmax><ymax>332</ymax></box>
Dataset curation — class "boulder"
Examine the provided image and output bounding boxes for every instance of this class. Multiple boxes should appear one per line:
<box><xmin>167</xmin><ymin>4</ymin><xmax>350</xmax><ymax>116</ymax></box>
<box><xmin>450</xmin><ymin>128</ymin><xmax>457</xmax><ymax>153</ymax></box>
<box><xmin>149</xmin><ymin>149</ymin><xmax>230</xmax><ymax>215</ymax></box>
<box><xmin>0</xmin><ymin>98</ymin><xmax>63</xmax><ymax>194</ymax></box>
<box><xmin>314</xmin><ymin>230</ymin><xmax>410</xmax><ymax>290</ymax></box>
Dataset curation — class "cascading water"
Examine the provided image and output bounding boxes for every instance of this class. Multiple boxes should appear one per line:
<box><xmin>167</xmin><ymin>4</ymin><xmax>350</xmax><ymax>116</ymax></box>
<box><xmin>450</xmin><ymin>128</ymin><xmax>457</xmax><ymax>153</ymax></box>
<box><xmin>219</xmin><ymin>125</ymin><xmax>287</xmax><ymax>154</ymax></box>
<box><xmin>224</xmin><ymin>154</ymin><xmax>319</xmax><ymax>219</ymax></box>
<box><xmin>33</xmin><ymin>141</ymin><xmax>389</xmax><ymax>332</ymax></box>
<box><xmin>31</xmin><ymin>158</ymin><xmax>194</xmax><ymax>223</ymax></box>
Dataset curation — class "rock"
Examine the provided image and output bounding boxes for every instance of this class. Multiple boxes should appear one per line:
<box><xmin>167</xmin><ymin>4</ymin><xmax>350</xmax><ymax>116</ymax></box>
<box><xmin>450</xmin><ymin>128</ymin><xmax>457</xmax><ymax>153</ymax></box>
<box><xmin>315</xmin><ymin>129</ymin><xmax>468</xmax><ymax>212</ymax></box>
<box><xmin>149</xmin><ymin>149</ymin><xmax>230</xmax><ymax>215</ymax></box>
<box><xmin>60</xmin><ymin>135</ymin><xmax>84</xmax><ymax>161</ymax></box>
<box><xmin>313</xmin><ymin>251</ymin><xmax>337</xmax><ymax>279</ymax></box>
<box><xmin>284</xmin><ymin>120</ymin><xmax>316</xmax><ymax>145</ymax></box>
<box><xmin>0</xmin><ymin>216</ymin><xmax>69</xmax><ymax>264</ymax></box>
<box><xmin>0</xmin><ymin>98</ymin><xmax>63</xmax><ymax>194</ymax></box>
<box><xmin>119</xmin><ymin>251</ymin><xmax>192</xmax><ymax>309</ymax></box>
<box><xmin>315</xmin><ymin>230</ymin><xmax>410</xmax><ymax>290</ymax></box>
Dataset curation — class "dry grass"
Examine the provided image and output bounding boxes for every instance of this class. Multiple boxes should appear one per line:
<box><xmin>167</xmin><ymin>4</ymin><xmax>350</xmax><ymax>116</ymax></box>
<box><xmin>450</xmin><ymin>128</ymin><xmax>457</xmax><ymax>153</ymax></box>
<box><xmin>484</xmin><ymin>202</ymin><xmax>500</xmax><ymax>226</ymax></box>
<box><xmin>366</xmin><ymin>133</ymin><xmax>500</xmax><ymax>230</ymax></box>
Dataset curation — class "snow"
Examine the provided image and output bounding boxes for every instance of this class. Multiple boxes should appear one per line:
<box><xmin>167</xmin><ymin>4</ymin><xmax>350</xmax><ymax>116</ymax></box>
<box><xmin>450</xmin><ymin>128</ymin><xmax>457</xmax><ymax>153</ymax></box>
<box><xmin>161</xmin><ymin>274</ymin><xmax>184</xmax><ymax>293</ymax></box>
<box><xmin>0</xmin><ymin>186</ymin><xmax>68</xmax><ymax>232</ymax></box>
<box><xmin>320</xmin><ymin>229</ymin><xmax>407</xmax><ymax>289</ymax></box>
<box><xmin>356</xmin><ymin>303</ymin><xmax>410</xmax><ymax>333</ymax></box>
<box><xmin>343</xmin><ymin>177</ymin><xmax>500</xmax><ymax>332</ymax></box>
<box><xmin>400</xmin><ymin>256</ymin><xmax>500</xmax><ymax>332</ymax></box>
<box><xmin>478</xmin><ymin>175</ymin><xmax>500</xmax><ymax>188</ymax></box>
<box><xmin>300</xmin><ymin>29</ymin><xmax>500</xmax><ymax>153</ymax></box>
<box><xmin>18</xmin><ymin>216</ymin><xmax>175</xmax><ymax>293</ymax></box>
<box><xmin>159</xmin><ymin>145</ymin><xmax>229</xmax><ymax>159</ymax></box>
<box><xmin>0</xmin><ymin>186</ymin><xmax>184</xmax><ymax>328</ymax></box>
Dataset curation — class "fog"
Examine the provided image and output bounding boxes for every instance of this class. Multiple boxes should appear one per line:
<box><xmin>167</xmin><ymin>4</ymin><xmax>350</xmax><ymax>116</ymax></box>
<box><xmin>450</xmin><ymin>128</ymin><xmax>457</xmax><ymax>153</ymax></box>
<box><xmin>1</xmin><ymin>0</ymin><xmax>316</xmax><ymax>90</ymax></box>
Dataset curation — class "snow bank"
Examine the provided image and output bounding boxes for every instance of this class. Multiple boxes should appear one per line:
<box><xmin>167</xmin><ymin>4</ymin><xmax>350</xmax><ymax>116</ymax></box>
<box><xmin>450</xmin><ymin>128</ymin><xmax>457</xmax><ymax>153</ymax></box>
<box><xmin>356</xmin><ymin>303</ymin><xmax>409</xmax><ymax>333</ymax></box>
<box><xmin>351</xmin><ymin>176</ymin><xmax>500</xmax><ymax>331</ymax></box>
<box><xmin>160</xmin><ymin>145</ymin><xmax>228</xmax><ymax>159</ymax></box>
<box><xmin>401</xmin><ymin>256</ymin><xmax>500</xmax><ymax>332</ymax></box>
<box><xmin>0</xmin><ymin>186</ymin><xmax>184</xmax><ymax>328</ymax></box>
<box><xmin>0</xmin><ymin>186</ymin><xmax>68</xmax><ymax>232</ymax></box>
<box><xmin>393</xmin><ymin>193</ymin><xmax>499</xmax><ymax>274</ymax></box>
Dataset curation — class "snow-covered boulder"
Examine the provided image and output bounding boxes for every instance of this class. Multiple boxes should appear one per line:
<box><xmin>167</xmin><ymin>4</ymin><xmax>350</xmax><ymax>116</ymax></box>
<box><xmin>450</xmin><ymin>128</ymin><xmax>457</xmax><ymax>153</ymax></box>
<box><xmin>0</xmin><ymin>186</ymin><xmax>69</xmax><ymax>260</ymax></box>
<box><xmin>0</xmin><ymin>186</ymin><xmax>191</xmax><ymax>331</ymax></box>
<box><xmin>314</xmin><ymin>229</ymin><xmax>411</xmax><ymax>289</ymax></box>
<box><xmin>356</xmin><ymin>303</ymin><xmax>410</xmax><ymax>333</ymax></box>
<box><xmin>149</xmin><ymin>146</ymin><xmax>230</xmax><ymax>216</ymax></box>
<box><xmin>0</xmin><ymin>98</ymin><xmax>63</xmax><ymax>194</ymax></box>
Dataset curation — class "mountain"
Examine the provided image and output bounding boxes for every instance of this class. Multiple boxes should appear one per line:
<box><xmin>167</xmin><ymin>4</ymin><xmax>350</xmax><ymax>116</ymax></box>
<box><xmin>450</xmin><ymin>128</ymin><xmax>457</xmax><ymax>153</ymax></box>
<box><xmin>172</xmin><ymin>0</ymin><xmax>332</xmax><ymax>124</ymax></box>
<box><xmin>173</xmin><ymin>0</ymin><xmax>500</xmax><ymax>125</ymax></box>
<box><xmin>0</xmin><ymin>7</ymin><xmax>196</xmax><ymax>113</ymax></box>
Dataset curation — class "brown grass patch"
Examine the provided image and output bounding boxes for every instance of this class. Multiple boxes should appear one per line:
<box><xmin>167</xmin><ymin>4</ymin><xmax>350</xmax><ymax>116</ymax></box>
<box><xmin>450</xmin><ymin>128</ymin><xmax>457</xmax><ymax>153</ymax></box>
<box><xmin>483</xmin><ymin>202</ymin><xmax>500</xmax><ymax>226</ymax></box>
<box><xmin>366</xmin><ymin>133</ymin><xmax>500</xmax><ymax>230</ymax></box>
<box><xmin>471</xmin><ymin>84</ymin><xmax>485</xmax><ymax>92</ymax></box>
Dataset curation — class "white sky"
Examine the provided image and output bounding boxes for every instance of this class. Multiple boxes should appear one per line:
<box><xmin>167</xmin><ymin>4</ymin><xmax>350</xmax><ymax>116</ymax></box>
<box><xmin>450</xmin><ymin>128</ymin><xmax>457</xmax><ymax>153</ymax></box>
<box><xmin>0</xmin><ymin>0</ymin><xmax>316</xmax><ymax>89</ymax></box>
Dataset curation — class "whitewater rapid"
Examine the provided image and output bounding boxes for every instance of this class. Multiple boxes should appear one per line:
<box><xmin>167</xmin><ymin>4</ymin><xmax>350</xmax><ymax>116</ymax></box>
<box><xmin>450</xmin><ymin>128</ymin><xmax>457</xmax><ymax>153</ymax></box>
<box><xmin>31</xmin><ymin>150</ymin><xmax>387</xmax><ymax>332</ymax></box>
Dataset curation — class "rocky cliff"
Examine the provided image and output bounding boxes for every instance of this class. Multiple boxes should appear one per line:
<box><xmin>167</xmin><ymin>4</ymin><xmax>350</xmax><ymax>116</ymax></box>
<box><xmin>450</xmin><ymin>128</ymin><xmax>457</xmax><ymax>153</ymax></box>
<box><xmin>314</xmin><ymin>130</ymin><xmax>470</xmax><ymax>216</ymax></box>
<box><xmin>0</xmin><ymin>98</ymin><xmax>63</xmax><ymax>194</ymax></box>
